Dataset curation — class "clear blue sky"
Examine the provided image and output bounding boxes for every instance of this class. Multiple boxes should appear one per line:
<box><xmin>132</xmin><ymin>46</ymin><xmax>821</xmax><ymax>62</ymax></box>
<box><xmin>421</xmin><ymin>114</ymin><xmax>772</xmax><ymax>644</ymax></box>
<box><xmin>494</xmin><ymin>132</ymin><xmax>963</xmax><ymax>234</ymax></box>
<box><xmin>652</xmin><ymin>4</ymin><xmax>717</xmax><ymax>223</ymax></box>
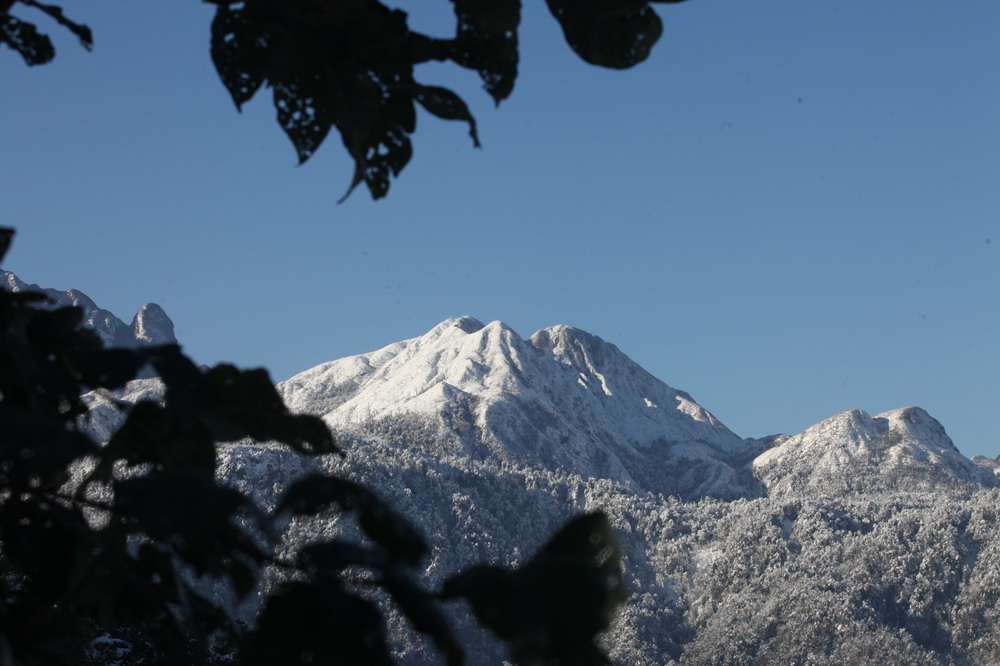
<box><xmin>3</xmin><ymin>1</ymin><xmax>997</xmax><ymax>458</ymax></box>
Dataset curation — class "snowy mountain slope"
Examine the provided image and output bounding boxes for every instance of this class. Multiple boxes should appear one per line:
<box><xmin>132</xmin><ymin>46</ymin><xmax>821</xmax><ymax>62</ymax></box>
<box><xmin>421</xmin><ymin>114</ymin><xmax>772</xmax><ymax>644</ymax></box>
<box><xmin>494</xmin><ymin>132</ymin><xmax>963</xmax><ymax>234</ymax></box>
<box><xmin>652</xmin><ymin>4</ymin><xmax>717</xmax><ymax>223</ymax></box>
<box><xmin>278</xmin><ymin>317</ymin><xmax>756</xmax><ymax>500</ymax></box>
<box><xmin>1</xmin><ymin>270</ymin><xmax>175</xmax><ymax>347</ymax></box>
<box><xmin>64</xmin><ymin>312</ymin><xmax>1000</xmax><ymax>664</ymax></box>
<box><xmin>753</xmin><ymin>406</ymin><xmax>999</xmax><ymax>495</ymax></box>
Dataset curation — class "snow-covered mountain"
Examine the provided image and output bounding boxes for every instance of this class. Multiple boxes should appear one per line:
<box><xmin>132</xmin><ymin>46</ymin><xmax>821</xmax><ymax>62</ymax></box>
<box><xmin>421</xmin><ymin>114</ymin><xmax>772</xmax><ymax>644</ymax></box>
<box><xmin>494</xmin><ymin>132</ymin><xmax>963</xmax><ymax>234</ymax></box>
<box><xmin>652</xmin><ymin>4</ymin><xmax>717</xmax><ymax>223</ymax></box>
<box><xmin>278</xmin><ymin>317</ymin><xmax>756</xmax><ymax>500</ymax></box>
<box><xmin>754</xmin><ymin>406</ymin><xmax>999</xmax><ymax>496</ymax></box>
<box><xmin>68</xmin><ymin>314</ymin><xmax>1000</xmax><ymax>664</ymax></box>
<box><xmin>277</xmin><ymin>316</ymin><xmax>995</xmax><ymax>500</ymax></box>
<box><xmin>1</xmin><ymin>270</ymin><xmax>175</xmax><ymax>347</ymax></box>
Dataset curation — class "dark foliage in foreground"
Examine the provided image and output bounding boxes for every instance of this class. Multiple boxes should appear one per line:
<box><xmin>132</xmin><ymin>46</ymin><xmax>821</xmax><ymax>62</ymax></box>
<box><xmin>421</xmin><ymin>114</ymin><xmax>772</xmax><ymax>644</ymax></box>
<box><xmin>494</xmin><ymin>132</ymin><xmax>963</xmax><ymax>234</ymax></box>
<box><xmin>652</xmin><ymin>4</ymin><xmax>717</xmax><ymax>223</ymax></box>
<box><xmin>1</xmin><ymin>0</ymin><xmax>686</xmax><ymax>200</ymax></box>
<box><xmin>0</xmin><ymin>225</ymin><xmax>626</xmax><ymax>664</ymax></box>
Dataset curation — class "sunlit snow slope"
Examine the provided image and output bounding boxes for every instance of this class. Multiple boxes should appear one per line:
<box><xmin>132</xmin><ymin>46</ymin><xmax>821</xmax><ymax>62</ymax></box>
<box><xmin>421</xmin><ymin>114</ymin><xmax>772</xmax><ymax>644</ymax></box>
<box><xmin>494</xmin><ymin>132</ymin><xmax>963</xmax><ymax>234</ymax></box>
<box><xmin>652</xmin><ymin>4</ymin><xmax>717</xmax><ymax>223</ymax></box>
<box><xmin>754</xmin><ymin>407</ymin><xmax>998</xmax><ymax>495</ymax></box>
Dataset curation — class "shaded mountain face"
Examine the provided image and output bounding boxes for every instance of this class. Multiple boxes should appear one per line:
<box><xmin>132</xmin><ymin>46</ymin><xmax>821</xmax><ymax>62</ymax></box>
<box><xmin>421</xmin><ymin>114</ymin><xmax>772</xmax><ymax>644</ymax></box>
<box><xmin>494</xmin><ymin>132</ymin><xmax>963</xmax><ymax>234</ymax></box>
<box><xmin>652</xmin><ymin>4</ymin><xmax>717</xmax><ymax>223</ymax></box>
<box><xmin>278</xmin><ymin>317</ymin><xmax>757</xmax><ymax>500</ymax></box>
<box><xmin>1</xmin><ymin>271</ymin><xmax>176</xmax><ymax>347</ymax></box>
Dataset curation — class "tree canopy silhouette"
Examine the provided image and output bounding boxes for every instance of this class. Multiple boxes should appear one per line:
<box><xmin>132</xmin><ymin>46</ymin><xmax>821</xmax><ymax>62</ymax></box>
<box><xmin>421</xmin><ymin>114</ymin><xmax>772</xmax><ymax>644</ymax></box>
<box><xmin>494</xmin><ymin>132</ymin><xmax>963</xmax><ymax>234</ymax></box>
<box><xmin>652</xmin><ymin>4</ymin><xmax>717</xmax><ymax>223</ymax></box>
<box><xmin>2</xmin><ymin>0</ymin><xmax>685</xmax><ymax>200</ymax></box>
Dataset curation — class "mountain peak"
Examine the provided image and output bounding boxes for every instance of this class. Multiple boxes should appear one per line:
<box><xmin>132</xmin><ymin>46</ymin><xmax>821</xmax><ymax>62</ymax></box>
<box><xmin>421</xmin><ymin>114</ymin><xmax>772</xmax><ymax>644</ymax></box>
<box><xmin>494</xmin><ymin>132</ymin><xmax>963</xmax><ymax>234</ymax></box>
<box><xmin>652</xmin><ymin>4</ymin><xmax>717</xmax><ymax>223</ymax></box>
<box><xmin>427</xmin><ymin>316</ymin><xmax>485</xmax><ymax>338</ymax></box>
<box><xmin>0</xmin><ymin>270</ymin><xmax>176</xmax><ymax>348</ymax></box>
<box><xmin>279</xmin><ymin>318</ymin><xmax>751</xmax><ymax>498</ymax></box>
<box><xmin>753</xmin><ymin>405</ymin><xmax>996</xmax><ymax>495</ymax></box>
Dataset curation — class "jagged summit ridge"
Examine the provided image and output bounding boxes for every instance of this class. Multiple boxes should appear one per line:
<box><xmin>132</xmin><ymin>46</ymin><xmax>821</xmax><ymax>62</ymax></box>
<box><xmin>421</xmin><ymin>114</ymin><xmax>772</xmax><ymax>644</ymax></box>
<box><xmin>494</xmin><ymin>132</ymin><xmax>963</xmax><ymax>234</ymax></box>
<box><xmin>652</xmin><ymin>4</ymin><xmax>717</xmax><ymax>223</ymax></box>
<box><xmin>1</xmin><ymin>270</ymin><xmax>175</xmax><ymax>347</ymax></box>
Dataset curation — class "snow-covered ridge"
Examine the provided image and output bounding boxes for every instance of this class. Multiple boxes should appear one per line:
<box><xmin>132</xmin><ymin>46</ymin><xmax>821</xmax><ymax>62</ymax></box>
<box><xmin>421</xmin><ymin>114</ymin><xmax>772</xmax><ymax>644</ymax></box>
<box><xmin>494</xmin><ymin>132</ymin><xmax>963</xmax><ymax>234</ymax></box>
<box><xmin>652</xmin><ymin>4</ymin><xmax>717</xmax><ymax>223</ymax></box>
<box><xmin>754</xmin><ymin>406</ymin><xmax>997</xmax><ymax>495</ymax></box>
<box><xmin>1</xmin><ymin>270</ymin><xmax>175</xmax><ymax>348</ymax></box>
<box><xmin>276</xmin><ymin>317</ymin><xmax>757</xmax><ymax>498</ymax></box>
<box><xmin>275</xmin><ymin>317</ymin><xmax>997</xmax><ymax>499</ymax></box>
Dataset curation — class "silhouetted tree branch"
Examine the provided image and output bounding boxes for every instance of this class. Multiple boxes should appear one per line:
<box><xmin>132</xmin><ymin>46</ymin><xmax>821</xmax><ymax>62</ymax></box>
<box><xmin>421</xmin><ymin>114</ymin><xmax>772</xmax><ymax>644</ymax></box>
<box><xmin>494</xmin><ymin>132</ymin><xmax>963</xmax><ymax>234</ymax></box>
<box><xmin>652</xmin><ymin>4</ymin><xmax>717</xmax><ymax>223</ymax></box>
<box><xmin>2</xmin><ymin>0</ymin><xmax>686</xmax><ymax>200</ymax></box>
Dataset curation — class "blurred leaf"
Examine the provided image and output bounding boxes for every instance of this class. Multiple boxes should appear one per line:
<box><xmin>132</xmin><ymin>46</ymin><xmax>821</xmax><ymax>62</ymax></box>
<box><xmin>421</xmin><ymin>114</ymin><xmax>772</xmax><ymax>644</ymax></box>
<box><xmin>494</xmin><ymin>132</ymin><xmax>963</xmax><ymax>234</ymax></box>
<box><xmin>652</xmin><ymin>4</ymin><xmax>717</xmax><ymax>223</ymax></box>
<box><xmin>278</xmin><ymin>474</ymin><xmax>369</xmax><ymax>515</ymax></box>
<box><xmin>0</xmin><ymin>226</ymin><xmax>13</xmax><ymax>262</ymax></box>
<box><xmin>83</xmin><ymin>400</ymin><xmax>215</xmax><ymax>489</ymax></box>
<box><xmin>114</xmin><ymin>470</ymin><xmax>269</xmax><ymax>592</ymax></box>
<box><xmin>202</xmin><ymin>363</ymin><xmax>338</xmax><ymax>454</ymax></box>
<box><xmin>442</xmin><ymin>511</ymin><xmax>626</xmax><ymax>665</ymax></box>
<box><xmin>0</xmin><ymin>14</ymin><xmax>55</xmax><ymax>65</ymax></box>
<box><xmin>383</xmin><ymin>569</ymin><xmax>464</xmax><ymax>666</ymax></box>
<box><xmin>299</xmin><ymin>539</ymin><xmax>386</xmax><ymax>572</ymax></box>
<box><xmin>0</xmin><ymin>406</ymin><xmax>96</xmax><ymax>489</ymax></box>
<box><xmin>537</xmin><ymin>510</ymin><xmax>623</xmax><ymax>571</ymax></box>
<box><xmin>280</xmin><ymin>474</ymin><xmax>428</xmax><ymax>566</ymax></box>
<box><xmin>440</xmin><ymin>565</ymin><xmax>519</xmax><ymax>638</ymax></box>
<box><xmin>244</xmin><ymin>582</ymin><xmax>393</xmax><ymax>666</ymax></box>
<box><xmin>148</xmin><ymin>345</ymin><xmax>209</xmax><ymax>429</ymax></box>
<box><xmin>0</xmin><ymin>496</ymin><xmax>92</xmax><ymax>603</ymax></box>
<box><xmin>357</xmin><ymin>496</ymin><xmax>428</xmax><ymax>567</ymax></box>
<box><xmin>72</xmin><ymin>347</ymin><xmax>146</xmax><ymax>391</ymax></box>
<box><xmin>17</xmin><ymin>0</ymin><xmax>92</xmax><ymax>49</ymax></box>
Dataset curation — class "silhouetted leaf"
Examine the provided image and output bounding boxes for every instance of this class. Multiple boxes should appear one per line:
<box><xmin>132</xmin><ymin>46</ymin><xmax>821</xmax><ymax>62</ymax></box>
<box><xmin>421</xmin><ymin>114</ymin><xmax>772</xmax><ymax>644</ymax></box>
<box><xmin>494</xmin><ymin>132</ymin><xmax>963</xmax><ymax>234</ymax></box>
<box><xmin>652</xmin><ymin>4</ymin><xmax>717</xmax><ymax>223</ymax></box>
<box><xmin>17</xmin><ymin>0</ymin><xmax>92</xmax><ymax>49</ymax></box>
<box><xmin>442</xmin><ymin>512</ymin><xmax>625</xmax><ymax>665</ymax></box>
<box><xmin>440</xmin><ymin>565</ymin><xmax>520</xmax><ymax>638</ymax></box>
<box><xmin>383</xmin><ymin>569</ymin><xmax>464</xmax><ymax>665</ymax></box>
<box><xmin>114</xmin><ymin>470</ymin><xmax>269</xmax><ymax>590</ymax></box>
<box><xmin>336</xmin><ymin>71</ymin><xmax>416</xmax><ymax>202</ymax></box>
<box><xmin>278</xmin><ymin>474</ymin><xmax>371</xmax><ymax>516</ymax></box>
<box><xmin>202</xmin><ymin>363</ymin><xmax>338</xmax><ymax>454</ymax></box>
<box><xmin>411</xmin><ymin>83</ymin><xmax>480</xmax><ymax>147</ymax></box>
<box><xmin>0</xmin><ymin>226</ymin><xmax>13</xmax><ymax>262</ymax></box>
<box><xmin>0</xmin><ymin>496</ymin><xmax>92</xmax><ymax>603</ymax></box>
<box><xmin>0</xmin><ymin>406</ymin><xmax>96</xmax><ymax>489</ymax></box>
<box><xmin>85</xmin><ymin>400</ymin><xmax>215</xmax><ymax>486</ymax></box>
<box><xmin>73</xmin><ymin>347</ymin><xmax>146</xmax><ymax>391</ymax></box>
<box><xmin>545</xmin><ymin>0</ymin><xmax>681</xmax><ymax>69</ymax></box>
<box><xmin>210</xmin><ymin>3</ymin><xmax>269</xmax><ymax>110</ymax></box>
<box><xmin>537</xmin><ymin>510</ymin><xmax>622</xmax><ymax>571</ymax></box>
<box><xmin>299</xmin><ymin>539</ymin><xmax>386</xmax><ymax>572</ymax></box>
<box><xmin>280</xmin><ymin>473</ymin><xmax>428</xmax><ymax>565</ymax></box>
<box><xmin>244</xmin><ymin>582</ymin><xmax>393</xmax><ymax>666</ymax></box>
<box><xmin>450</xmin><ymin>0</ymin><xmax>520</xmax><ymax>104</ymax></box>
<box><xmin>357</xmin><ymin>497</ymin><xmax>428</xmax><ymax>567</ymax></box>
<box><xmin>274</xmin><ymin>79</ymin><xmax>333</xmax><ymax>165</ymax></box>
<box><xmin>0</xmin><ymin>15</ymin><xmax>55</xmax><ymax>65</ymax></box>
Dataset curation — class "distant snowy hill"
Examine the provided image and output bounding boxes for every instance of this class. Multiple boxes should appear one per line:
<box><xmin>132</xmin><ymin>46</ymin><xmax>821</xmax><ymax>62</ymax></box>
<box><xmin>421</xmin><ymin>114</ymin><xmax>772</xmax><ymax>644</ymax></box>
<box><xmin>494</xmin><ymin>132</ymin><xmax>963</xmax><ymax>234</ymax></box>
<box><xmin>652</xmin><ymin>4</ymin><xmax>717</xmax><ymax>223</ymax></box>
<box><xmin>754</xmin><ymin>406</ymin><xmax>999</xmax><ymax>496</ymax></box>
<box><xmin>1</xmin><ymin>270</ymin><xmax>175</xmax><ymax>348</ymax></box>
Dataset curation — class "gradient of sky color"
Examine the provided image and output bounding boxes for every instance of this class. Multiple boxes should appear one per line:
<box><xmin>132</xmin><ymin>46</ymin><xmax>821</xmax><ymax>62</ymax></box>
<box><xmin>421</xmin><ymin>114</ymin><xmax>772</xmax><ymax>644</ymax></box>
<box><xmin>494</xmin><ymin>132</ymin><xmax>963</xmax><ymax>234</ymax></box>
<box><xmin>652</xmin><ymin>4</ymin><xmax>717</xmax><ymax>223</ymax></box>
<box><xmin>2</xmin><ymin>1</ymin><xmax>997</xmax><ymax>458</ymax></box>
